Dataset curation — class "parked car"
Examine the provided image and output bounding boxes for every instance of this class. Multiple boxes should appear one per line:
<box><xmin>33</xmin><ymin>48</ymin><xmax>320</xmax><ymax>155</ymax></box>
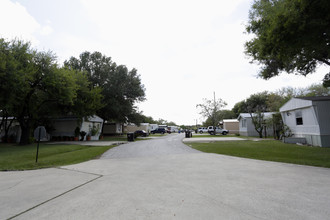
<box><xmin>134</xmin><ymin>130</ymin><xmax>148</xmax><ymax>138</ymax></box>
<box><xmin>197</xmin><ymin>127</ymin><xmax>208</xmax><ymax>133</ymax></box>
<box><xmin>150</xmin><ymin>128</ymin><xmax>166</xmax><ymax>134</ymax></box>
<box><xmin>207</xmin><ymin>126</ymin><xmax>229</xmax><ymax>135</ymax></box>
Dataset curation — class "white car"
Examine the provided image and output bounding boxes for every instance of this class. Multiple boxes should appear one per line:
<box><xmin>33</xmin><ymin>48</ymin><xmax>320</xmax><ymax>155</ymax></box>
<box><xmin>197</xmin><ymin>127</ymin><xmax>208</xmax><ymax>133</ymax></box>
<box><xmin>207</xmin><ymin>126</ymin><xmax>229</xmax><ymax>135</ymax></box>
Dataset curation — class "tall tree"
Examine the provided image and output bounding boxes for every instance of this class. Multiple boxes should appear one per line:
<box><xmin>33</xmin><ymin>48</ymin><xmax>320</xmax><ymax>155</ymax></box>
<box><xmin>196</xmin><ymin>94</ymin><xmax>227</xmax><ymax>128</ymax></box>
<box><xmin>0</xmin><ymin>39</ymin><xmax>102</xmax><ymax>144</ymax></box>
<box><xmin>233</xmin><ymin>92</ymin><xmax>270</xmax><ymax>138</ymax></box>
<box><xmin>203</xmin><ymin>110</ymin><xmax>236</xmax><ymax>127</ymax></box>
<box><xmin>0</xmin><ymin>38</ymin><xmax>21</xmax><ymax>142</ymax></box>
<box><xmin>245</xmin><ymin>0</ymin><xmax>330</xmax><ymax>86</ymax></box>
<box><xmin>65</xmin><ymin>51</ymin><xmax>146</xmax><ymax>128</ymax></box>
<box><xmin>232</xmin><ymin>100</ymin><xmax>248</xmax><ymax>118</ymax></box>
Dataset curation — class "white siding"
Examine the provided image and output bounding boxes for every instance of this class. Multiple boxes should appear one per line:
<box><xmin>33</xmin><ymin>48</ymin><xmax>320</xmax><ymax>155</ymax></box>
<box><xmin>280</xmin><ymin>97</ymin><xmax>330</xmax><ymax>147</ymax></box>
<box><xmin>280</xmin><ymin>98</ymin><xmax>312</xmax><ymax>112</ymax></box>
<box><xmin>281</xmin><ymin>107</ymin><xmax>320</xmax><ymax>136</ymax></box>
<box><xmin>238</xmin><ymin>113</ymin><xmax>274</xmax><ymax>137</ymax></box>
<box><xmin>150</xmin><ymin>124</ymin><xmax>158</xmax><ymax>130</ymax></box>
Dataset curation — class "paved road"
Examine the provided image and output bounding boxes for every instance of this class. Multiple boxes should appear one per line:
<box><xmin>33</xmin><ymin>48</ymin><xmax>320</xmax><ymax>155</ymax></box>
<box><xmin>1</xmin><ymin>133</ymin><xmax>330</xmax><ymax>219</ymax></box>
<box><xmin>101</xmin><ymin>133</ymin><xmax>199</xmax><ymax>159</ymax></box>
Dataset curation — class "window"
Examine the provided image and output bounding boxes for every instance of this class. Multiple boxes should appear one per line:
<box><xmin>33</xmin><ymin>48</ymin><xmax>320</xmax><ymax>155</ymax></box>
<box><xmin>295</xmin><ymin>110</ymin><xmax>303</xmax><ymax>125</ymax></box>
<box><xmin>241</xmin><ymin>119</ymin><xmax>247</xmax><ymax>128</ymax></box>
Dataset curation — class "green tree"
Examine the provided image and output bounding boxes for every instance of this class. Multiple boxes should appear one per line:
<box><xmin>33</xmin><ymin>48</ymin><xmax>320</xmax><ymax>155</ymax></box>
<box><xmin>0</xmin><ymin>38</ymin><xmax>21</xmax><ymax>142</ymax></box>
<box><xmin>232</xmin><ymin>100</ymin><xmax>248</xmax><ymax>117</ymax></box>
<box><xmin>203</xmin><ymin>110</ymin><xmax>236</xmax><ymax>127</ymax></box>
<box><xmin>196</xmin><ymin>95</ymin><xmax>227</xmax><ymax>128</ymax></box>
<box><xmin>65</xmin><ymin>51</ymin><xmax>146</xmax><ymax>128</ymax></box>
<box><xmin>303</xmin><ymin>83</ymin><xmax>330</xmax><ymax>96</ymax></box>
<box><xmin>154</xmin><ymin>118</ymin><xmax>168</xmax><ymax>125</ymax></box>
<box><xmin>243</xmin><ymin>92</ymin><xmax>269</xmax><ymax>138</ymax></box>
<box><xmin>245</xmin><ymin>0</ymin><xmax>330</xmax><ymax>86</ymax></box>
<box><xmin>266</xmin><ymin>92</ymin><xmax>286</xmax><ymax>112</ymax></box>
<box><xmin>0</xmin><ymin>39</ymin><xmax>101</xmax><ymax>144</ymax></box>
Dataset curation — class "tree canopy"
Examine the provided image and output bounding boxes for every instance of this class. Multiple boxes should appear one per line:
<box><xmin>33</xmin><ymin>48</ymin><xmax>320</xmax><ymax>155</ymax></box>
<box><xmin>245</xmin><ymin>0</ymin><xmax>330</xmax><ymax>86</ymax></box>
<box><xmin>0</xmin><ymin>39</ymin><xmax>102</xmax><ymax>144</ymax></box>
<box><xmin>196</xmin><ymin>95</ymin><xmax>227</xmax><ymax>128</ymax></box>
<box><xmin>202</xmin><ymin>110</ymin><xmax>236</xmax><ymax>127</ymax></box>
<box><xmin>65</xmin><ymin>51</ymin><xmax>146</xmax><ymax>124</ymax></box>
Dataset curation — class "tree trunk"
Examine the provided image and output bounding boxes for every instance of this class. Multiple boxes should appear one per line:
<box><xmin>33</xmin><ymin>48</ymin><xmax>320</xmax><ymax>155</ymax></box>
<box><xmin>101</xmin><ymin>119</ymin><xmax>105</xmax><ymax>135</ymax></box>
<box><xmin>1</xmin><ymin>113</ymin><xmax>14</xmax><ymax>143</ymax></box>
<box><xmin>18</xmin><ymin>118</ymin><xmax>31</xmax><ymax>145</ymax></box>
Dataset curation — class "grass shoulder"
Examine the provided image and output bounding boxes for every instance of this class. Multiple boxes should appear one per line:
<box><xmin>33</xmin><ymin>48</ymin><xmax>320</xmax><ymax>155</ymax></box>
<box><xmin>0</xmin><ymin>143</ymin><xmax>116</xmax><ymax>171</ymax></box>
<box><xmin>191</xmin><ymin>134</ymin><xmax>237</xmax><ymax>138</ymax></box>
<box><xmin>188</xmin><ymin>140</ymin><xmax>330</xmax><ymax>168</ymax></box>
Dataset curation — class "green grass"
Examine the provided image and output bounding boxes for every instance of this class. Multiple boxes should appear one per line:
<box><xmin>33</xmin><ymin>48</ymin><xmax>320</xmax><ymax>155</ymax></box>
<box><xmin>189</xmin><ymin>140</ymin><xmax>330</xmax><ymax>168</ymax></box>
<box><xmin>192</xmin><ymin>134</ymin><xmax>236</xmax><ymax>138</ymax></box>
<box><xmin>0</xmin><ymin>143</ymin><xmax>115</xmax><ymax>171</ymax></box>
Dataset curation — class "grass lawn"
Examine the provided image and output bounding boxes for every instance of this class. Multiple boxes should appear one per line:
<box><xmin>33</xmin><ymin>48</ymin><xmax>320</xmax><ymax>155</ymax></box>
<box><xmin>0</xmin><ymin>143</ymin><xmax>115</xmax><ymax>171</ymax></box>
<box><xmin>189</xmin><ymin>140</ymin><xmax>330</xmax><ymax>168</ymax></box>
<box><xmin>191</xmin><ymin>134</ymin><xmax>237</xmax><ymax>138</ymax></box>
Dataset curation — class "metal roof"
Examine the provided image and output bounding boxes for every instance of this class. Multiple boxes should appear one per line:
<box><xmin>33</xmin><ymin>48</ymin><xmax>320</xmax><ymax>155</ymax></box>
<box><xmin>298</xmin><ymin>96</ymin><xmax>330</xmax><ymax>101</ymax></box>
<box><xmin>237</xmin><ymin>112</ymin><xmax>275</xmax><ymax>120</ymax></box>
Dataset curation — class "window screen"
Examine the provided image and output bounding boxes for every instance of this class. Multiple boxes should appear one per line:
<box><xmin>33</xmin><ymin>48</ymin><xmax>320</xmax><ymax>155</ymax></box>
<box><xmin>295</xmin><ymin>111</ymin><xmax>303</xmax><ymax>125</ymax></box>
<box><xmin>242</xmin><ymin>119</ymin><xmax>247</xmax><ymax>128</ymax></box>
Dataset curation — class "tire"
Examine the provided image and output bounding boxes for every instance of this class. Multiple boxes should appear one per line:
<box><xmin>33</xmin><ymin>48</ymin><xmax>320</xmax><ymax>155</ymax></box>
<box><xmin>210</xmin><ymin>131</ymin><xmax>215</xmax><ymax>135</ymax></box>
<box><xmin>200</xmin><ymin>131</ymin><xmax>203</xmax><ymax>134</ymax></box>
<box><xmin>222</xmin><ymin>131</ymin><xmax>227</xmax><ymax>135</ymax></box>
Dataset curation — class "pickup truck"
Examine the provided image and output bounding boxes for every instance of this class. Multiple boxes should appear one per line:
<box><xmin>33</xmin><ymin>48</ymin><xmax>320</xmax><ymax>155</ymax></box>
<box><xmin>197</xmin><ymin>127</ymin><xmax>208</xmax><ymax>133</ymax></box>
<box><xmin>207</xmin><ymin>126</ymin><xmax>229</xmax><ymax>135</ymax></box>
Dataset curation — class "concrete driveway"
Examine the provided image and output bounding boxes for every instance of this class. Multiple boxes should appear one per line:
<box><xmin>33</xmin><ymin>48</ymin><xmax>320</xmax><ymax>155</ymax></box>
<box><xmin>1</xmin><ymin>133</ymin><xmax>330</xmax><ymax>219</ymax></box>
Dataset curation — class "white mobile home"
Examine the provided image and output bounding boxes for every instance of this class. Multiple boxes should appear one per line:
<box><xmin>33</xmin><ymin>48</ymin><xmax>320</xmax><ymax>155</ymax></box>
<box><xmin>125</xmin><ymin>123</ymin><xmax>151</xmax><ymax>133</ymax></box>
<box><xmin>52</xmin><ymin>115</ymin><xmax>103</xmax><ymax>140</ymax></box>
<box><xmin>168</xmin><ymin>126</ymin><xmax>178</xmax><ymax>133</ymax></box>
<box><xmin>238</xmin><ymin>113</ymin><xmax>275</xmax><ymax>137</ymax></box>
<box><xmin>103</xmin><ymin>122</ymin><xmax>123</xmax><ymax>135</ymax></box>
<box><xmin>280</xmin><ymin>96</ymin><xmax>330</xmax><ymax>147</ymax></box>
<box><xmin>149</xmin><ymin>124</ymin><xmax>158</xmax><ymax>131</ymax></box>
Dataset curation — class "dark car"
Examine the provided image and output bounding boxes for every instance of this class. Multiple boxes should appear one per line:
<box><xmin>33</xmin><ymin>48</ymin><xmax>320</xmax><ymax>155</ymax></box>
<box><xmin>150</xmin><ymin>128</ymin><xmax>166</xmax><ymax>134</ymax></box>
<box><xmin>134</xmin><ymin>130</ymin><xmax>148</xmax><ymax>138</ymax></box>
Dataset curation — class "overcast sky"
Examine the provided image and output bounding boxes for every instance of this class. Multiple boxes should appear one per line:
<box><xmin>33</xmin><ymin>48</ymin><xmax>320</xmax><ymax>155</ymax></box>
<box><xmin>1</xmin><ymin>0</ymin><xmax>327</xmax><ymax>125</ymax></box>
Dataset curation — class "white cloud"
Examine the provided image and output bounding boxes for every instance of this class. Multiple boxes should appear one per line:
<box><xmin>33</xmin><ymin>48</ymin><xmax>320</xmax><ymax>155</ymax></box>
<box><xmin>0</xmin><ymin>0</ymin><xmax>40</xmax><ymax>45</ymax></box>
<box><xmin>39</xmin><ymin>25</ymin><xmax>53</xmax><ymax>36</ymax></box>
<box><xmin>1</xmin><ymin>0</ymin><xmax>326</xmax><ymax>125</ymax></box>
<box><xmin>80</xmin><ymin>0</ymin><xmax>327</xmax><ymax>124</ymax></box>
<box><xmin>0</xmin><ymin>0</ymin><xmax>55</xmax><ymax>45</ymax></box>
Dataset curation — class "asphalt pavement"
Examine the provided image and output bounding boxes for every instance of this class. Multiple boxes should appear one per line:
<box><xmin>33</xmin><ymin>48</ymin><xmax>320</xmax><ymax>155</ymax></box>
<box><xmin>1</xmin><ymin>133</ymin><xmax>330</xmax><ymax>219</ymax></box>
